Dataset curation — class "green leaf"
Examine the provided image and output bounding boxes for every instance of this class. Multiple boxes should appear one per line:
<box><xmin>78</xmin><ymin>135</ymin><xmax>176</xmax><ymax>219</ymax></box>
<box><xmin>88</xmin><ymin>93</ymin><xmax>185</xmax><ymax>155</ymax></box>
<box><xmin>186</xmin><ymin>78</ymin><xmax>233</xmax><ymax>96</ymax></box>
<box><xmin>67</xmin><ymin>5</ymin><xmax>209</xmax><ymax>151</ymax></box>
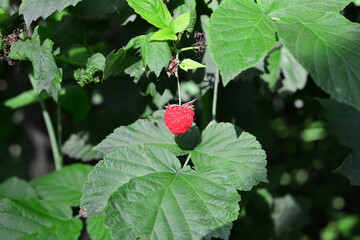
<box><xmin>19</xmin><ymin>0</ymin><xmax>83</xmax><ymax>28</ymax></box>
<box><xmin>126</xmin><ymin>0</ymin><xmax>172</xmax><ymax>29</ymax></box>
<box><xmin>31</xmin><ymin>164</ymin><xmax>93</xmax><ymax>206</ymax></box>
<box><xmin>173</xmin><ymin>0</ymin><xmax>196</xmax><ymax>32</ymax></box>
<box><xmin>192</xmin><ymin>122</ymin><xmax>268</xmax><ymax>191</ymax></box>
<box><xmin>277</xmin><ymin>13</ymin><xmax>360</xmax><ymax>110</ymax></box>
<box><xmin>74</xmin><ymin>53</ymin><xmax>105</xmax><ymax>86</ymax></box>
<box><xmin>0</xmin><ymin>199</ymin><xmax>80</xmax><ymax>240</ymax></box>
<box><xmin>4</xmin><ymin>90</ymin><xmax>42</xmax><ymax>109</ymax></box>
<box><xmin>62</xmin><ymin>133</ymin><xmax>103</xmax><ymax>161</ymax></box>
<box><xmin>87</xmin><ymin>215</ymin><xmax>112</xmax><ymax>240</ymax></box>
<box><xmin>94</xmin><ymin>111</ymin><xmax>198</xmax><ymax>156</ymax></box>
<box><xmin>19</xmin><ymin>218</ymin><xmax>82</xmax><ymax>240</ymax></box>
<box><xmin>0</xmin><ymin>177</ymin><xmax>37</xmax><ymax>201</ymax></box>
<box><xmin>81</xmin><ymin>145</ymin><xmax>181</xmax><ymax>217</ymax></box>
<box><xmin>8</xmin><ymin>27</ymin><xmax>62</xmax><ymax>100</ymax></box>
<box><xmin>260</xmin><ymin>0</ymin><xmax>352</xmax><ymax>18</ymax></box>
<box><xmin>355</xmin><ymin>0</ymin><xmax>360</xmax><ymax>6</ymax></box>
<box><xmin>334</xmin><ymin>152</ymin><xmax>360</xmax><ymax>186</ymax></box>
<box><xmin>104</xmin><ymin>169</ymin><xmax>240</xmax><ymax>240</ymax></box>
<box><xmin>208</xmin><ymin>0</ymin><xmax>277</xmax><ymax>85</ymax></box>
<box><xmin>179</xmin><ymin>58</ymin><xmax>207</xmax><ymax>72</ymax></box>
<box><xmin>103</xmin><ymin>48</ymin><xmax>140</xmax><ymax>80</ymax></box>
<box><xmin>319</xmin><ymin>98</ymin><xmax>360</xmax><ymax>186</ymax></box>
<box><xmin>261</xmin><ymin>48</ymin><xmax>281</xmax><ymax>91</ymax></box>
<box><xmin>59</xmin><ymin>85</ymin><xmax>91</xmax><ymax>124</ymax></box>
<box><xmin>141</xmin><ymin>35</ymin><xmax>172</xmax><ymax>77</ymax></box>
<box><xmin>170</xmin><ymin>12</ymin><xmax>190</xmax><ymax>33</ymax></box>
<box><xmin>150</xmin><ymin>28</ymin><xmax>177</xmax><ymax>41</ymax></box>
<box><xmin>279</xmin><ymin>46</ymin><xmax>307</xmax><ymax>94</ymax></box>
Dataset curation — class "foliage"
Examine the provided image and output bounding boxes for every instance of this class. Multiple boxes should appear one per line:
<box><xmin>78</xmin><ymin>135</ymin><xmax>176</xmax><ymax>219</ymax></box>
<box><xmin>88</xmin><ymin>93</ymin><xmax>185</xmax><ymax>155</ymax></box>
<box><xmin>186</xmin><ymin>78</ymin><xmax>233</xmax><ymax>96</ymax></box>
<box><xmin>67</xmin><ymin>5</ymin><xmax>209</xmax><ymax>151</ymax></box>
<box><xmin>0</xmin><ymin>0</ymin><xmax>359</xmax><ymax>239</ymax></box>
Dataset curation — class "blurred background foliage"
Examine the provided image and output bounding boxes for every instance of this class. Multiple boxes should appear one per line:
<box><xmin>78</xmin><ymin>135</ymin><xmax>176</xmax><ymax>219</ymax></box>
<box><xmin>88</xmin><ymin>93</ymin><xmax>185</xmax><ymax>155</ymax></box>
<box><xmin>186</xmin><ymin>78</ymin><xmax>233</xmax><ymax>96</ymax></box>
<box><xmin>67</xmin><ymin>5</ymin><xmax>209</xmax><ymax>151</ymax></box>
<box><xmin>1</xmin><ymin>0</ymin><xmax>360</xmax><ymax>239</ymax></box>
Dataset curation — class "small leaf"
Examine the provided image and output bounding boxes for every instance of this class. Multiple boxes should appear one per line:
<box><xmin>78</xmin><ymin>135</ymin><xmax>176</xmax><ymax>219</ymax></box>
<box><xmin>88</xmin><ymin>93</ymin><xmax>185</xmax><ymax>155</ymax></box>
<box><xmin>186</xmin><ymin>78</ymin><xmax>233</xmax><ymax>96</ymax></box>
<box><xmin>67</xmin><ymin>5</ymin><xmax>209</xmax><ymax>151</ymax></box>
<box><xmin>81</xmin><ymin>145</ymin><xmax>181</xmax><ymax>217</ymax></box>
<box><xmin>170</xmin><ymin>12</ymin><xmax>191</xmax><ymax>33</ymax></box>
<box><xmin>141</xmin><ymin>35</ymin><xmax>172</xmax><ymax>77</ymax></box>
<box><xmin>94</xmin><ymin>111</ymin><xmax>198</xmax><ymax>156</ymax></box>
<box><xmin>87</xmin><ymin>215</ymin><xmax>112</xmax><ymax>240</ymax></box>
<box><xmin>261</xmin><ymin>48</ymin><xmax>281</xmax><ymax>91</ymax></box>
<box><xmin>192</xmin><ymin>122</ymin><xmax>268</xmax><ymax>191</ymax></box>
<box><xmin>19</xmin><ymin>0</ymin><xmax>82</xmax><ymax>28</ymax></box>
<box><xmin>173</xmin><ymin>0</ymin><xmax>196</xmax><ymax>32</ymax></box>
<box><xmin>279</xmin><ymin>46</ymin><xmax>307</xmax><ymax>94</ymax></box>
<box><xmin>208</xmin><ymin>0</ymin><xmax>277</xmax><ymax>85</ymax></box>
<box><xmin>104</xmin><ymin>169</ymin><xmax>240</xmax><ymax>240</ymax></box>
<box><xmin>0</xmin><ymin>177</ymin><xmax>37</xmax><ymax>201</ymax></box>
<box><xmin>334</xmin><ymin>151</ymin><xmax>360</xmax><ymax>186</ymax></box>
<box><xmin>74</xmin><ymin>53</ymin><xmax>106</xmax><ymax>86</ymax></box>
<box><xmin>8</xmin><ymin>27</ymin><xmax>62</xmax><ymax>100</ymax></box>
<box><xmin>150</xmin><ymin>28</ymin><xmax>177</xmax><ymax>41</ymax></box>
<box><xmin>31</xmin><ymin>164</ymin><xmax>93</xmax><ymax>206</ymax></box>
<box><xmin>179</xmin><ymin>58</ymin><xmax>206</xmax><ymax>72</ymax></box>
<box><xmin>0</xmin><ymin>199</ymin><xmax>80</xmax><ymax>240</ymax></box>
<box><xmin>62</xmin><ymin>133</ymin><xmax>103</xmax><ymax>162</ymax></box>
<box><xmin>4</xmin><ymin>90</ymin><xmax>44</xmax><ymax>109</ymax></box>
<box><xmin>126</xmin><ymin>0</ymin><xmax>172</xmax><ymax>29</ymax></box>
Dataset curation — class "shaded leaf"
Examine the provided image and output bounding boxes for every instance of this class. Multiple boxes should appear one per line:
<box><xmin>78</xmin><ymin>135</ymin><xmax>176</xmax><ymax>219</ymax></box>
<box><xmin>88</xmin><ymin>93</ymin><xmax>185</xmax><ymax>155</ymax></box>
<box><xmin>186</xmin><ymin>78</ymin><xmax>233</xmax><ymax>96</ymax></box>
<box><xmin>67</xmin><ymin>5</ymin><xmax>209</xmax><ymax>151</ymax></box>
<box><xmin>191</xmin><ymin>122</ymin><xmax>268</xmax><ymax>191</ymax></box>
<box><xmin>261</xmin><ymin>48</ymin><xmax>281</xmax><ymax>91</ymax></box>
<box><xmin>94</xmin><ymin>111</ymin><xmax>198</xmax><ymax>156</ymax></box>
<box><xmin>104</xmin><ymin>169</ymin><xmax>240</xmax><ymax>240</ymax></box>
<box><xmin>81</xmin><ymin>145</ymin><xmax>181</xmax><ymax>217</ymax></box>
<box><xmin>31</xmin><ymin>164</ymin><xmax>93</xmax><ymax>206</ymax></box>
<box><xmin>87</xmin><ymin>215</ymin><xmax>112</xmax><ymax>240</ymax></box>
<box><xmin>62</xmin><ymin>133</ymin><xmax>103</xmax><ymax>161</ymax></box>
<box><xmin>334</xmin><ymin>152</ymin><xmax>360</xmax><ymax>186</ymax></box>
<box><xmin>126</xmin><ymin>0</ymin><xmax>172</xmax><ymax>29</ymax></box>
<box><xmin>74</xmin><ymin>53</ymin><xmax>105</xmax><ymax>86</ymax></box>
<box><xmin>0</xmin><ymin>177</ymin><xmax>37</xmax><ymax>201</ymax></box>
<box><xmin>0</xmin><ymin>199</ymin><xmax>80</xmax><ymax>240</ymax></box>
<box><xmin>103</xmin><ymin>48</ymin><xmax>140</xmax><ymax>80</ymax></box>
<box><xmin>277</xmin><ymin>13</ymin><xmax>360</xmax><ymax>110</ymax></box>
<box><xmin>208</xmin><ymin>0</ymin><xmax>276</xmax><ymax>85</ymax></box>
<box><xmin>8</xmin><ymin>27</ymin><xmax>61</xmax><ymax>100</ymax></box>
<box><xmin>19</xmin><ymin>0</ymin><xmax>82</xmax><ymax>28</ymax></box>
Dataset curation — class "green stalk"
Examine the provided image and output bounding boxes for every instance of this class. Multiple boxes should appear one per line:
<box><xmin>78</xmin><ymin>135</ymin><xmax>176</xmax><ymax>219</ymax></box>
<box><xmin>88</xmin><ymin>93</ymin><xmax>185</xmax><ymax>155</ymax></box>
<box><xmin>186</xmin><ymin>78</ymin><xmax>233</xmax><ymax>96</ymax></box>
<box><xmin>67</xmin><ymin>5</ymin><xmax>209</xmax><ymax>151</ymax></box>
<box><xmin>29</xmin><ymin>76</ymin><xmax>63</xmax><ymax>170</ymax></box>
<box><xmin>183</xmin><ymin>153</ymin><xmax>192</xmax><ymax>168</ymax></box>
<box><xmin>212</xmin><ymin>69</ymin><xmax>220</xmax><ymax>121</ymax></box>
<box><xmin>177</xmin><ymin>74</ymin><xmax>182</xmax><ymax>105</ymax></box>
<box><xmin>178</xmin><ymin>46</ymin><xmax>208</xmax><ymax>53</ymax></box>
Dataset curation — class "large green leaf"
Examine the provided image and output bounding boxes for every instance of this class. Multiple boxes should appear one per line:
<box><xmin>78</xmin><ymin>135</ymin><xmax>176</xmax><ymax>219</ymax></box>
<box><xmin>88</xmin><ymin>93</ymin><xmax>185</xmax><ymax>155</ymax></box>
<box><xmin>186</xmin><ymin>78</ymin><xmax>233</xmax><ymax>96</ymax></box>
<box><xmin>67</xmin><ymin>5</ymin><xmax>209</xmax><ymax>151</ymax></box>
<box><xmin>259</xmin><ymin>0</ymin><xmax>352</xmax><ymax>17</ymax></box>
<box><xmin>8</xmin><ymin>27</ymin><xmax>62</xmax><ymax>100</ymax></box>
<box><xmin>191</xmin><ymin>122</ymin><xmax>268</xmax><ymax>191</ymax></box>
<box><xmin>87</xmin><ymin>215</ymin><xmax>112</xmax><ymax>240</ymax></box>
<box><xmin>94</xmin><ymin>111</ymin><xmax>199</xmax><ymax>156</ymax></box>
<box><xmin>31</xmin><ymin>164</ymin><xmax>93</xmax><ymax>206</ymax></box>
<box><xmin>208</xmin><ymin>0</ymin><xmax>277</xmax><ymax>85</ymax></box>
<box><xmin>104</xmin><ymin>168</ymin><xmax>240</xmax><ymax>240</ymax></box>
<box><xmin>319</xmin><ymin>99</ymin><xmax>360</xmax><ymax>186</ymax></box>
<box><xmin>62</xmin><ymin>133</ymin><xmax>103</xmax><ymax>161</ymax></box>
<box><xmin>0</xmin><ymin>199</ymin><xmax>81</xmax><ymax>240</ymax></box>
<box><xmin>126</xmin><ymin>0</ymin><xmax>172</xmax><ymax>29</ymax></box>
<box><xmin>277</xmin><ymin>13</ymin><xmax>360</xmax><ymax>110</ymax></box>
<box><xmin>140</xmin><ymin>35</ymin><xmax>172</xmax><ymax>77</ymax></box>
<box><xmin>19</xmin><ymin>0</ymin><xmax>83</xmax><ymax>28</ymax></box>
<box><xmin>81</xmin><ymin>145</ymin><xmax>181</xmax><ymax>217</ymax></box>
<box><xmin>0</xmin><ymin>177</ymin><xmax>37</xmax><ymax>201</ymax></box>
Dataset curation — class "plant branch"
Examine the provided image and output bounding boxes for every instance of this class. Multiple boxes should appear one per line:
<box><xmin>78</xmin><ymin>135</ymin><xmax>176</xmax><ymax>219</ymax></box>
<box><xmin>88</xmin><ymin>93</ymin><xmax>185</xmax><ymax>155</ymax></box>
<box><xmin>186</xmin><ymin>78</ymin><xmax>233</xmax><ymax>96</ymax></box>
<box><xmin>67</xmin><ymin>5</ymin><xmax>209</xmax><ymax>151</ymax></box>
<box><xmin>29</xmin><ymin>76</ymin><xmax>63</xmax><ymax>170</ymax></box>
<box><xmin>178</xmin><ymin>46</ymin><xmax>208</xmax><ymax>53</ymax></box>
<box><xmin>212</xmin><ymin>69</ymin><xmax>220</xmax><ymax>121</ymax></box>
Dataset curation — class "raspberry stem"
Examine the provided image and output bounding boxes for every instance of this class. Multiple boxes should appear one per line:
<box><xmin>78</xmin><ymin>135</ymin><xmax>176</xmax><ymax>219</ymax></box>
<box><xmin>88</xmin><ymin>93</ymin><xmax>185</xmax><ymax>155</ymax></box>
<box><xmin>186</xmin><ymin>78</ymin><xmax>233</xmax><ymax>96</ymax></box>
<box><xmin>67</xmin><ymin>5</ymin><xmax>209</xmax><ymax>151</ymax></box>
<box><xmin>212</xmin><ymin>69</ymin><xmax>220</xmax><ymax>121</ymax></box>
<box><xmin>183</xmin><ymin>153</ymin><xmax>192</xmax><ymax>168</ymax></box>
<box><xmin>177</xmin><ymin>74</ymin><xmax>182</xmax><ymax>105</ymax></box>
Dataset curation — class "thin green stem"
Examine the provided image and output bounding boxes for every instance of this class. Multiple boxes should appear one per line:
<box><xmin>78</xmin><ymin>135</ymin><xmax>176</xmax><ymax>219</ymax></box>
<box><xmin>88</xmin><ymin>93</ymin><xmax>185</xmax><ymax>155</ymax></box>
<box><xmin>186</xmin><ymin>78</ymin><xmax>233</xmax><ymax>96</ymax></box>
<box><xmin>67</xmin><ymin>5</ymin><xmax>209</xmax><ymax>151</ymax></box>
<box><xmin>183</xmin><ymin>153</ymin><xmax>192</xmax><ymax>168</ymax></box>
<box><xmin>212</xmin><ymin>69</ymin><xmax>220</xmax><ymax>121</ymax></box>
<box><xmin>29</xmin><ymin>76</ymin><xmax>63</xmax><ymax>170</ymax></box>
<box><xmin>56</xmin><ymin>103</ymin><xmax>62</xmax><ymax>154</ymax></box>
<box><xmin>178</xmin><ymin>46</ymin><xmax>208</xmax><ymax>53</ymax></box>
<box><xmin>177</xmin><ymin>74</ymin><xmax>182</xmax><ymax>105</ymax></box>
<box><xmin>54</xmin><ymin>56</ymin><xmax>85</xmax><ymax>67</ymax></box>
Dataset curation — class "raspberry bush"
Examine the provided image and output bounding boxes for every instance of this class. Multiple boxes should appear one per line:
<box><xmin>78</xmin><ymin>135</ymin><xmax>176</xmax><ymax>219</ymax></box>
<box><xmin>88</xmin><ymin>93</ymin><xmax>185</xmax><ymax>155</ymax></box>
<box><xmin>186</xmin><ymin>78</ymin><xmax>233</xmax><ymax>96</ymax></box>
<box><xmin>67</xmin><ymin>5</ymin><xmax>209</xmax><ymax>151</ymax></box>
<box><xmin>0</xmin><ymin>0</ymin><xmax>360</xmax><ymax>239</ymax></box>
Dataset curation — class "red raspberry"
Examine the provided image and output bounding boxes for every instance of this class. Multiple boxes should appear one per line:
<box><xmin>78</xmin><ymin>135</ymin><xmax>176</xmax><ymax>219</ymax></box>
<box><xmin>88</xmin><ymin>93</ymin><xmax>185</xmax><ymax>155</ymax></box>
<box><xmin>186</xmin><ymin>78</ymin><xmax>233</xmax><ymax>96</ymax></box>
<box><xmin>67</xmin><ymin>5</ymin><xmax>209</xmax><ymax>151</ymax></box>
<box><xmin>164</xmin><ymin>100</ymin><xmax>195</xmax><ymax>134</ymax></box>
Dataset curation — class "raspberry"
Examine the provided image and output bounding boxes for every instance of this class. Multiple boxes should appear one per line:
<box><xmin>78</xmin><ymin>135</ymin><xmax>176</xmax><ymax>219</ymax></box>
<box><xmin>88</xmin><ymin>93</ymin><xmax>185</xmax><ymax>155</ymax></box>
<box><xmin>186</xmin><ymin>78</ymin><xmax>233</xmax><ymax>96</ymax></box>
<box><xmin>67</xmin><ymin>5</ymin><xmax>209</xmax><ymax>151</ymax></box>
<box><xmin>164</xmin><ymin>100</ymin><xmax>195</xmax><ymax>134</ymax></box>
